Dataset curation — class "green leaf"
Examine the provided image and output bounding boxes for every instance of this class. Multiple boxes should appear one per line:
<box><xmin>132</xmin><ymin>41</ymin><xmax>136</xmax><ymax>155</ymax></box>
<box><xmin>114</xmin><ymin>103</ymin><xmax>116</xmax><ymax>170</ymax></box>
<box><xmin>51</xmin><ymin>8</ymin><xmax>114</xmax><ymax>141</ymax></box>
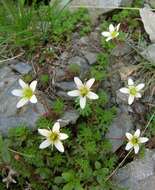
<box><xmin>0</xmin><ymin>134</ymin><xmax>3</xmax><ymax>151</ymax></box>
<box><xmin>19</xmin><ymin>0</ymin><xmax>25</xmax><ymax>7</ymax></box>
<box><xmin>74</xmin><ymin>182</ymin><xmax>84</xmax><ymax>190</ymax></box>
<box><xmin>62</xmin><ymin>171</ymin><xmax>74</xmax><ymax>182</ymax></box>
<box><xmin>95</xmin><ymin>161</ymin><xmax>101</xmax><ymax>170</ymax></box>
<box><xmin>54</xmin><ymin>176</ymin><xmax>64</xmax><ymax>184</ymax></box>
<box><xmin>1</xmin><ymin>139</ymin><xmax>11</xmax><ymax>163</ymax></box>
<box><xmin>63</xmin><ymin>182</ymin><xmax>74</xmax><ymax>190</ymax></box>
<box><xmin>36</xmin><ymin>168</ymin><xmax>52</xmax><ymax>179</ymax></box>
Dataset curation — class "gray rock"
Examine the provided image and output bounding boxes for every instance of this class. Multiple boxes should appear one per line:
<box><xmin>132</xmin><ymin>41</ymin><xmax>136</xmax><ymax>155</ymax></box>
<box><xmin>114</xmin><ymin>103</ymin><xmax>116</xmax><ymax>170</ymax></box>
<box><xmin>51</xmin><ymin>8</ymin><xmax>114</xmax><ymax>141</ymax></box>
<box><xmin>143</xmin><ymin>95</ymin><xmax>155</xmax><ymax>105</ymax></box>
<box><xmin>116</xmin><ymin>90</ymin><xmax>128</xmax><ymax>104</ymax></box>
<box><xmin>70</xmin><ymin>0</ymin><xmax>133</xmax><ymax>22</ymax></box>
<box><xmin>58</xmin><ymin>109</ymin><xmax>80</xmax><ymax>127</ymax></box>
<box><xmin>141</xmin><ymin>44</ymin><xmax>155</xmax><ymax>63</ymax></box>
<box><xmin>113</xmin><ymin>149</ymin><xmax>155</xmax><ymax>190</ymax></box>
<box><xmin>0</xmin><ymin>66</ymin><xmax>13</xmax><ymax>79</ymax></box>
<box><xmin>60</xmin><ymin>52</ymin><xmax>69</xmax><ymax>61</ymax></box>
<box><xmin>82</xmin><ymin>51</ymin><xmax>97</xmax><ymax>65</ymax></box>
<box><xmin>121</xmin><ymin>0</ymin><xmax>134</xmax><ymax>6</ymax></box>
<box><xmin>133</xmin><ymin>103</ymin><xmax>146</xmax><ymax>114</ymax></box>
<box><xmin>10</xmin><ymin>61</ymin><xmax>32</xmax><ymax>75</ymax></box>
<box><xmin>55</xmin><ymin>68</ymin><xmax>66</xmax><ymax>82</ymax></box>
<box><xmin>68</xmin><ymin>56</ymin><xmax>89</xmax><ymax>78</ymax></box>
<box><xmin>0</xmin><ymin>104</ymin><xmax>45</xmax><ymax>136</ymax></box>
<box><xmin>70</xmin><ymin>0</ymin><xmax>117</xmax><ymax>6</ymax></box>
<box><xmin>110</xmin><ymin>73</ymin><xmax>122</xmax><ymax>92</ymax></box>
<box><xmin>148</xmin><ymin>0</ymin><xmax>155</xmax><ymax>8</ymax></box>
<box><xmin>57</xmin><ymin>91</ymin><xmax>73</xmax><ymax>101</ymax></box>
<box><xmin>106</xmin><ymin>112</ymin><xmax>134</xmax><ymax>152</ymax></box>
<box><xmin>0</xmin><ymin>66</ymin><xmax>45</xmax><ymax>135</ymax></box>
<box><xmin>55</xmin><ymin>81</ymin><xmax>76</xmax><ymax>91</ymax></box>
<box><xmin>118</xmin><ymin>104</ymin><xmax>133</xmax><ymax>114</ymax></box>
<box><xmin>78</xmin><ymin>36</ymin><xmax>89</xmax><ymax>45</ymax></box>
<box><xmin>70</xmin><ymin>0</ymin><xmax>132</xmax><ymax>7</ymax></box>
<box><xmin>68</xmin><ymin>56</ymin><xmax>88</xmax><ymax>67</ymax></box>
<box><xmin>112</xmin><ymin>43</ymin><xmax>132</xmax><ymax>57</ymax></box>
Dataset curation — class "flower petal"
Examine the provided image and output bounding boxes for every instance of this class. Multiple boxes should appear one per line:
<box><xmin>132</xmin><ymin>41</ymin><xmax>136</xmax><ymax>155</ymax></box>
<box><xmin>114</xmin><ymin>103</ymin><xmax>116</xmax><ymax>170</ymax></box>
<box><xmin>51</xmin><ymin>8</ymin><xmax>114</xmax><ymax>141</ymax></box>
<box><xmin>87</xmin><ymin>91</ymin><xmax>98</xmax><ymax>99</ymax></box>
<box><xmin>85</xmin><ymin>78</ymin><xmax>95</xmax><ymax>89</ymax></box>
<box><xmin>125</xmin><ymin>142</ymin><xmax>133</xmax><ymax>151</ymax></box>
<box><xmin>135</xmin><ymin>93</ymin><xmax>142</xmax><ymax>98</ymax></box>
<box><xmin>30</xmin><ymin>80</ymin><xmax>37</xmax><ymax>92</ymax></box>
<box><xmin>126</xmin><ymin>132</ymin><xmax>133</xmax><ymax>140</ymax></box>
<box><xmin>30</xmin><ymin>95</ymin><xmax>37</xmax><ymax>103</ymax></box>
<box><xmin>119</xmin><ymin>87</ymin><xmax>129</xmax><ymax>94</ymax></box>
<box><xmin>53</xmin><ymin>122</ymin><xmax>60</xmax><ymax>132</ymax></box>
<box><xmin>74</xmin><ymin>77</ymin><xmax>83</xmax><ymax>89</ymax></box>
<box><xmin>136</xmin><ymin>83</ymin><xmax>145</xmax><ymax>91</ymax></box>
<box><xmin>109</xmin><ymin>24</ymin><xmax>114</xmax><ymax>32</ymax></box>
<box><xmin>128</xmin><ymin>78</ymin><xmax>134</xmax><ymax>86</ymax></box>
<box><xmin>54</xmin><ymin>140</ymin><xmax>64</xmax><ymax>152</ymax></box>
<box><xmin>19</xmin><ymin>79</ymin><xmax>28</xmax><ymax>88</ymax></box>
<box><xmin>134</xmin><ymin>144</ymin><xmax>139</xmax><ymax>154</ymax></box>
<box><xmin>80</xmin><ymin>96</ymin><xmax>86</xmax><ymax>109</ymax></box>
<box><xmin>101</xmin><ymin>32</ymin><xmax>110</xmax><ymax>37</ymax></box>
<box><xmin>16</xmin><ymin>98</ymin><xmax>29</xmax><ymax>108</ymax></box>
<box><xmin>116</xmin><ymin>23</ymin><xmax>120</xmax><ymax>31</ymax></box>
<box><xmin>11</xmin><ymin>89</ymin><xmax>23</xmax><ymax>97</ymax></box>
<box><xmin>134</xmin><ymin>129</ymin><xmax>141</xmax><ymax>138</ymax></box>
<box><xmin>39</xmin><ymin>140</ymin><xmax>51</xmax><ymax>149</ymax></box>
<box><xmin>67</xmin><ymin>90</ymin><xmax>80</xmax><ymax>97</ymax></box>
<box><xmin>59</xmin><ymin>133</ymin><xmax>68</xmax><ymax>140</ymax></box>
<box><xmin>128</xmin><ymin>95</ymin><xmax>135</xmax><ymax>105</ymax></box>
<box><xmin>139</xmin><ymin>137</ymin><xmax>149</xmax><ymax>143</ymax></box>
<box><xmin>106</xmin><ymin>37</ymin><xmax>112</xmax><ymax>41</ymax></box>
<box><xmin>115</xmin><ymin>32</ymin><xmax>119</xmax><ymax>37</ymax></box>
<box><xmin>38</xmin><ymin>129</ymin><xmax>50</xmax><ymax>137</ymax></box>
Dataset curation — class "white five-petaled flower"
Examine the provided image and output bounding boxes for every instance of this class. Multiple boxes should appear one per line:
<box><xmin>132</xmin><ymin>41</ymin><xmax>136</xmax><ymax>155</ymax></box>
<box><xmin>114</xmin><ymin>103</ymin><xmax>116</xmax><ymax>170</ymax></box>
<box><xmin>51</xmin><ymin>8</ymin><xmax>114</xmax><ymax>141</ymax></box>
<box><xmin>125</xmin><ymin>129</ymin><xmax>149</xmax><ymax>154</ymax></box>
<box><xmin>67</xmin><ymin>77</ymin><xmax>99</xmax><ymax>109</ymax></box>
<box><xmin>101</xmin><ymin>23</ymin><xmax>120</xmax><ymax>41</ymax></box>
<box><xmin>119</xmin><ymin>78</ymin><xmax>145</xmax><ymax>105</ymax></box>
<box><xmin>38</xmin><ymin>122</ymin><xmax>68</xmax><ymax>153</ymax></box>
<box><xmin>11</xmin><ymin>79</ymin><xmax>37</xmax><ymax>108</ymax></box>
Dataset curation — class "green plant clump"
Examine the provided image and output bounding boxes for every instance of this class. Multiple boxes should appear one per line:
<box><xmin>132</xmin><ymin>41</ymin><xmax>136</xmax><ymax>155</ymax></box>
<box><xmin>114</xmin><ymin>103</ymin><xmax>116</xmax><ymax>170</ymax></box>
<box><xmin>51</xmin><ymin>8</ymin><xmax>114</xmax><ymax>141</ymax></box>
<box><xmin>53</xmin><ymin>98</ymin><xmax>64</xmax><ymax>115</ymax></box>
<box><xmin>0</xmin><ymin>100</ymin><xmax>118</xmax><ymax>190</ymax></box>
<box><xmin>67</xmin><ymin>63</ymin><xmax>81</xmax><ymax>75</ymax></box>
<box><xmin>0</xmin><ymin>0</ymin><xmax>91</xmax><ymax>50</ymax></box>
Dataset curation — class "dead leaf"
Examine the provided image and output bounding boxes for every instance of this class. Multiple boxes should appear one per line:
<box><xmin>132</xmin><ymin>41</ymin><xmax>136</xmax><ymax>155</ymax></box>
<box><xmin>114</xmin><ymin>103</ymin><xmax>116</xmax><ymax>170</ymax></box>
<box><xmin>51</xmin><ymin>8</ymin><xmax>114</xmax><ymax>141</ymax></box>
<box><xmin>119</xmin><ymin>65</ymin><xmax>138</xmax><ymax>80</ymax></box>
<box><xmin>140</xmin><ymin>7</ymin><xmax>155</xmax><ymax>42</ymax></box>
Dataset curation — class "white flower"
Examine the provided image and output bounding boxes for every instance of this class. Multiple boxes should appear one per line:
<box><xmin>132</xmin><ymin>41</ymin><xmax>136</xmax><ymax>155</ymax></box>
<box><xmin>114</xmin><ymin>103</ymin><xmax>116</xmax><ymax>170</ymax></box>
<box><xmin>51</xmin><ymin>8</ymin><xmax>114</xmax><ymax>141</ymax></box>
<box><xmin>101</xmin><ymin>23</ymin><xmax>120</xmax><ymax>41</ymax></box>
<box><xmin>11</xmin><ymin>79</ymin><xmax>37</xmax><ymax>108</ymax></box>
<box><xmin>38</xmin><ymin>122</ymin><xmax>68</xmax><ymax>153</ymax></box>
<box><xmin>67</xmin><ymin>77</ymin><xmax>99</xmax><ymax>109</ymax></box>
<box><xmin>119</xmin><ymin>78</ymin><xmax>145</xmax><ymax>105</ymax></box>
<box><xmin>125</xmin><ymin>129</ymin><xmax>149</xmax><ymax>154</ymax></box>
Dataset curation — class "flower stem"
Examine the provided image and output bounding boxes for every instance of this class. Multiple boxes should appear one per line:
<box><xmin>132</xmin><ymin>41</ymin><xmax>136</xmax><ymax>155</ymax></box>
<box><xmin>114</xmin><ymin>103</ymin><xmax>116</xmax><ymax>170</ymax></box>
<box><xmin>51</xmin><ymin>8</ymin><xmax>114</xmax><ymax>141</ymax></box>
<box><xmin>8</xmin><ymin>148</ymin><xmax>33</xmax><ymax>158</ymax></box>
<box><xmin>105</xmin><ymin>150</ymin><xmax>132</xmax><ymax>182</ymax></box>
<box><xmin>142</xmin><ymin>111</ymin><xmax>155</xmax><ymax>135</ymax></box>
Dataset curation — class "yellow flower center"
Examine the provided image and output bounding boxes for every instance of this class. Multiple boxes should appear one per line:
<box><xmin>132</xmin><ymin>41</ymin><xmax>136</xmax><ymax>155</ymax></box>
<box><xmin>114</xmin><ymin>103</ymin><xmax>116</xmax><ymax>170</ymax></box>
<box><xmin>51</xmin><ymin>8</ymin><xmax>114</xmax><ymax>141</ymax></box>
<box><xmin>131</xmin><ymin>137</ymin><xmax>139</xmax><ymax>145</ymax></box>
<box><xmin>111</xmin><ymin>31</ymin><xmax>118</xmax><ymax>38</ymax></box>
<box><xmin>80</xmin><ymin>86</ymin><xmax>89</xmax><ymax>97</ymax></box>
<box><xmin>23</xmin><ymin>87</ymin><xmax>33</xmax><ymax>99</ymax></box>
<box><xmin>129</xmin><ymin>86</ymin><xmax>137</xmax><ymax>96</ymax></box>
<box><xmin>49</xmin><ymin>132</ymin><xmax>59</xmax><ymax>142</ymax></box>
